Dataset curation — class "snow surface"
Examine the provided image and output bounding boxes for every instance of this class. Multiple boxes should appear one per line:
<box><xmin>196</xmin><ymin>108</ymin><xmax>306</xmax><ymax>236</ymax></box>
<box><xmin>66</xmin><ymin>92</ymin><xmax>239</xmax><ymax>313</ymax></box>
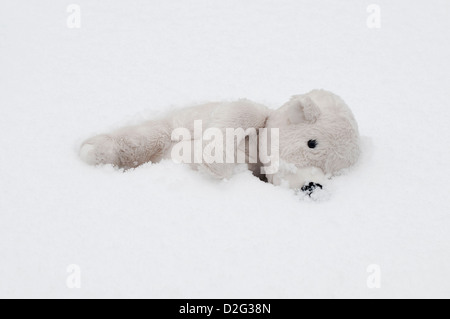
<box><xmin>1</xmin><ymin>0</ymin><xmax>450</xmax><ymax>298</ymax></box>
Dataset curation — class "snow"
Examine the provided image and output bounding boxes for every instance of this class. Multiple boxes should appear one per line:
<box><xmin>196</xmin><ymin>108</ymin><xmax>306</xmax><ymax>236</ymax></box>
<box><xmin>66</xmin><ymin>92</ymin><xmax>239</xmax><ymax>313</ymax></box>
<box><xmin>1</xmin><ymin>0</ymin><xmax>450</xmax><ymax>298</ymax></box>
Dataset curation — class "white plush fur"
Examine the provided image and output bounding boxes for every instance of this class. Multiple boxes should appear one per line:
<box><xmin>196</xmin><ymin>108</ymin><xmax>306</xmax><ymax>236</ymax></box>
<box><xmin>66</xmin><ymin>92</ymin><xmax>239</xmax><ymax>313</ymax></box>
<box><xmin>80</xmin><ymin>90</ymin><xmax>360</xmax><ymax>189</ymax></box>
<box><xmin>265</xmin><ymin>90</ymin><xmax>361</xmax><ymax>188</ymax></box>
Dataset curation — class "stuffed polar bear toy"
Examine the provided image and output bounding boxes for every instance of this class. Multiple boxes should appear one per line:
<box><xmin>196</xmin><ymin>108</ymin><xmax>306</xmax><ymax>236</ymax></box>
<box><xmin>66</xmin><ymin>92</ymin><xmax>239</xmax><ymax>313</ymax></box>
<box><xmin>80</xmin><ymin>90</ymin><xmax>360</xmax><ymax>195</ymax></box>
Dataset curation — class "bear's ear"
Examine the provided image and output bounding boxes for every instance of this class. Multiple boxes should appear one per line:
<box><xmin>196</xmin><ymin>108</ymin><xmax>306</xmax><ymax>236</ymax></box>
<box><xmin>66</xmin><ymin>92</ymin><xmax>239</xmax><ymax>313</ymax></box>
<box><xmin>286</xmin><ymin>95</ymin><xmax>322</xmax><ymax>125</ymax></box>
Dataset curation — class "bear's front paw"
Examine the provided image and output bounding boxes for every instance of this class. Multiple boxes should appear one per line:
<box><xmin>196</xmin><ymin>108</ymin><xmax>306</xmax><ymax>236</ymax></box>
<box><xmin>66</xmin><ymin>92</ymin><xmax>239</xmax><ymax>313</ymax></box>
<box><xmin>80</xmin><ymin>135</ymin><xmax>118</xmax><ymax>166</ymax></box>
<box><xmin>301</xmin><ymin>182</ymin><xmax>323</xmax><ymax>197</ymax></box>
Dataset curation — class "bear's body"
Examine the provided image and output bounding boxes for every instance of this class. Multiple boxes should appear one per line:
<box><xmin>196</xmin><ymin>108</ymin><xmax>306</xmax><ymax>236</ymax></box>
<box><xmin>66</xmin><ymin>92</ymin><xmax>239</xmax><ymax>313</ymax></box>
<box><xmin>80</xmin><ymin>90</ymin><xmax>360</xmax><ymax>190</ymax></box>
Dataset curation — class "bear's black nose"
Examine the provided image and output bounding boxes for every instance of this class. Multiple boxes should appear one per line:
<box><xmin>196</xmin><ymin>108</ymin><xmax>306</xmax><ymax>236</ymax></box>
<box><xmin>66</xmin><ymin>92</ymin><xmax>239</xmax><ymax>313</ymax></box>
<box><xmin>301</xmin><ymin>182</ymin><xmax>323</xmax><ymax>196</ymax></box>
<box><xmin>308</xmin><ymin>140</ymin><xmax>318</xmax><ymax>149</ymax></box>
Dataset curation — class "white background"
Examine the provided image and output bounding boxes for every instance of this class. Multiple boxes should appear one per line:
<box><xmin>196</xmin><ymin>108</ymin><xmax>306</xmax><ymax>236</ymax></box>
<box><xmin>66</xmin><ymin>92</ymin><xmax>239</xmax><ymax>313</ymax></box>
<box><xmin>1</xmin><ymin>0</ymin><xmax>449</xmax><ymax>298</ymax></box>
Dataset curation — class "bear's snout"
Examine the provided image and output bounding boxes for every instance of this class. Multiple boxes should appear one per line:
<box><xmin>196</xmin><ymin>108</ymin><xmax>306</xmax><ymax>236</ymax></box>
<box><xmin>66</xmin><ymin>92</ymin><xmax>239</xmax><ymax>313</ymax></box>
<box><xmin>301</xmin><ymin>182</ymin><xmax>323</xmax><ymax>196</ymax></box>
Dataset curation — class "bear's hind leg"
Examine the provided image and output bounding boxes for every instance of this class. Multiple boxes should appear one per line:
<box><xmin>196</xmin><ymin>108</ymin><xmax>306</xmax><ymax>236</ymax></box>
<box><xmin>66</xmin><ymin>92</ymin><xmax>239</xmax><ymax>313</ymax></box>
<box><xmin>80</xmin><ymin>121</ymin><xmax>172</xmax><ymax>169</ymax></box>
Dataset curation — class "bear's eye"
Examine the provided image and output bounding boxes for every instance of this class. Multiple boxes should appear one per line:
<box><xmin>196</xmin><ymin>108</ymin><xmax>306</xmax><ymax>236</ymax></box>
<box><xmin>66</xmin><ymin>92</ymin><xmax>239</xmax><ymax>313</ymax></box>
<box><xmin>308</xmin><ymin>140</ymin><xmax>318</xmax><ymax>149</ymax></box>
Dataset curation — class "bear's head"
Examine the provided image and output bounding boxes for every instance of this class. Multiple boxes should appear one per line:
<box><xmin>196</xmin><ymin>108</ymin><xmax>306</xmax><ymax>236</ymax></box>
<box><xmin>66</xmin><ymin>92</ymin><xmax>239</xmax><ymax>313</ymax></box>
<box><xmin>265</xmin><ymin>90</ymin><xmax>361</xmax><ymax>189</ymax></box>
